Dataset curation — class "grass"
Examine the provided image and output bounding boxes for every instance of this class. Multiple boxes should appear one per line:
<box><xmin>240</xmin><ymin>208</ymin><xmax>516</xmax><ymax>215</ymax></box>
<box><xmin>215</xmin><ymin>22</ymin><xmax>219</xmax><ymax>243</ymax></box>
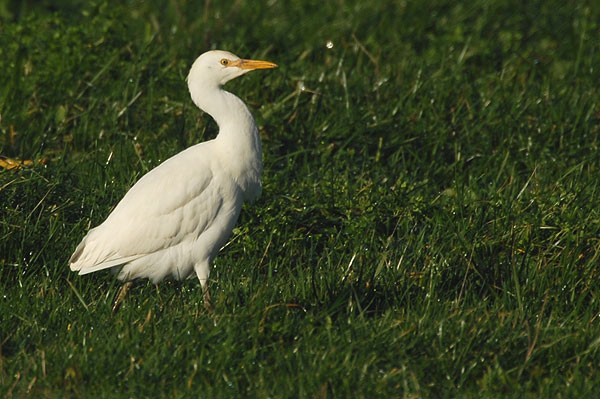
<box><xmin>1</xmin><ymin>0</ymin><xmax>599</xmax><ymax>397</ymax></box>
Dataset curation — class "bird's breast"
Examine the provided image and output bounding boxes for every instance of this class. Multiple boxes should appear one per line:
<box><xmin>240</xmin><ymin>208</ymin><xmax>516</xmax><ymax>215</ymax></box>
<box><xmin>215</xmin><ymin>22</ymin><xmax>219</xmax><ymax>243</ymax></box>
<box><xmin>213</xmin><ymin>130</ymin><xmax>262</xmax><ymax>202</ymax></box>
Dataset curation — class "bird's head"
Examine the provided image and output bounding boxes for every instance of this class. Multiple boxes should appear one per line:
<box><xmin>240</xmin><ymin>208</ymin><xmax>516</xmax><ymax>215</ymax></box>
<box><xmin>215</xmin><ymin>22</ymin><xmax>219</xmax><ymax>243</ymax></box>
<box><xmin>187</xmin><ymin>50</ymin><xmax>278</xmax><ymax>88</ymax></box>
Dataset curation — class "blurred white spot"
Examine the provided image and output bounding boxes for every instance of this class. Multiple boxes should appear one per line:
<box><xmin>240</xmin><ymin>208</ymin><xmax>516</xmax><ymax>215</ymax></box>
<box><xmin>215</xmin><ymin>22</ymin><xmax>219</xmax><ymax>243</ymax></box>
<box><xmin>326</xmin><ymin>40</ymin><xmax>334</xmax><ymax>49</ymax></box>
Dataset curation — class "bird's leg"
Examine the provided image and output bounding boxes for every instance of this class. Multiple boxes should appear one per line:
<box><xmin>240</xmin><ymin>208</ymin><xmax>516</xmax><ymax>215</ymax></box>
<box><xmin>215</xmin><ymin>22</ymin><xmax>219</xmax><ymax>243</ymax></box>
<box><xmin>202</xmin><ymin>283</ymin><xmax>213</xmax><ymax>312</ymax></box>
<box><xmin>194</xmin><ymin>262</ymin><xmax>213</xmax><ymax>312</ymax></box>
<box><xmin>112</xmin><ymin>281</ymin><xmax>133</xmax><ymax>313</ymax></box>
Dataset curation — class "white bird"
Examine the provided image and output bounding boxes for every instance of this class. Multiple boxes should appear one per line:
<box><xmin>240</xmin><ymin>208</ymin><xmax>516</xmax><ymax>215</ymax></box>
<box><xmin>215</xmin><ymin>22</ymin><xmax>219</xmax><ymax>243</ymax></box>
<box><xmin>69</xmin><ymin>50</ymin><xmax>277</xmax><ymax>308</ymax></box>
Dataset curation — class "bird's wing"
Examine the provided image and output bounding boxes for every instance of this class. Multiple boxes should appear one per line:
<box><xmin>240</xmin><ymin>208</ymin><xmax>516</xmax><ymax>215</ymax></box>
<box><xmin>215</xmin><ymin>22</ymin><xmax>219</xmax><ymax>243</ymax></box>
<box><xmin>70</xmin><ymin>143</ymin><xmax>225</xmax><ymax>274</ymax></box>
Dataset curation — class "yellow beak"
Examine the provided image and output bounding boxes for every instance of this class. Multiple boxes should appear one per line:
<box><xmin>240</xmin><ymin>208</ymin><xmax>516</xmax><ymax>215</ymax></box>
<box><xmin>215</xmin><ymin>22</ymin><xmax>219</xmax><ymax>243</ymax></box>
<box><xmin>232</xmin><ymin>59</ymin><xmax>278</xmax><ymax>70</ymax></box>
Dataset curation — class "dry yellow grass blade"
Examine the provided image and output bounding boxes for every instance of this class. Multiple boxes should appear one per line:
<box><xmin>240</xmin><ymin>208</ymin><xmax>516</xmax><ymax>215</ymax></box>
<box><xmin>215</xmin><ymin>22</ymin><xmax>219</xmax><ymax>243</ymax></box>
<box><xmin>0</xmin><ymin>156</ymin><xmax>47</xmax><ymax>170</ymax></box>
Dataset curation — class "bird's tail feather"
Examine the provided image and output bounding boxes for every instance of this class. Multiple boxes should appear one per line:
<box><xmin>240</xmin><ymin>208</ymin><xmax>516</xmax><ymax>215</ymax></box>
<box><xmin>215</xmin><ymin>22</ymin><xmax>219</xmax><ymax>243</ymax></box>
<box><xmin>70</xmin><ymin>233</ymin><xmax>144</xmax><ymax>275</ymax></box>
<box><xmin>76</xmin><ymin>254</ymin><xmax>144</xmax><ymax>275</ymax></box>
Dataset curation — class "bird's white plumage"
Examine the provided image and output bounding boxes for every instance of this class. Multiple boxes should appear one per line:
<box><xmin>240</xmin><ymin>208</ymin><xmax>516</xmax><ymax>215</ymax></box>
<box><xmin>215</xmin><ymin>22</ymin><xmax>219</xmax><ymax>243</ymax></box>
<box><xmin>70</xmin><ymin>50</ymin><xmax>277</xmax><ymax>296</ymax></box>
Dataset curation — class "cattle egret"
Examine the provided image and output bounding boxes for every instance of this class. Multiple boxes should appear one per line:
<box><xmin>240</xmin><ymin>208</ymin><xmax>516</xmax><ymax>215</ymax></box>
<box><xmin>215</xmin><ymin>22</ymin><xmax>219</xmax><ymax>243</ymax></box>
<box><xmin>69</xmin><ymin>50</ymin><xmax>277</xmax><ymax>309</ymax></box>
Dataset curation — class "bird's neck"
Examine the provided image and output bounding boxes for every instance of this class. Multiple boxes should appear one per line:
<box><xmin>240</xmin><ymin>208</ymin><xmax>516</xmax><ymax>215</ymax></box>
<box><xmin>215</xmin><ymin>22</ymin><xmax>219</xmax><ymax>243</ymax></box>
<box><xmin>189</xmin><ymin>83</ymin><xmax>263</xmax><ymax>197</ymax></box>
<box><xmin>204</xmin><ymin>89</ymin><xmax>255</xmax><ymax>139</ymax></box>
<box><xmin>192</xmin><ymin>84</ymin><xmax>262</xmax><ymax>157</ymax></box>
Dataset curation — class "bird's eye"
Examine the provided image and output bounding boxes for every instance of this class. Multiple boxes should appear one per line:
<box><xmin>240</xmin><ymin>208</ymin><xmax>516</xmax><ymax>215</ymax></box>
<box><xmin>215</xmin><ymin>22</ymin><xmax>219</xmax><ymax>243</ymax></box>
<box><xmin>220</xmin><ymin>59</ymin><xmax>229</xmax><ymax>66</ymax></box>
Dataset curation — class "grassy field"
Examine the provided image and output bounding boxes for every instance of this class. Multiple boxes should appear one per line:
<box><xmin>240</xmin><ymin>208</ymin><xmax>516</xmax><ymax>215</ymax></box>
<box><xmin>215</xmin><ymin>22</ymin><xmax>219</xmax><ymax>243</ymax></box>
<box><xmin>1</xmin><ymin>0</ymin><xmax>599</xmax><ymax>397</ymax></box>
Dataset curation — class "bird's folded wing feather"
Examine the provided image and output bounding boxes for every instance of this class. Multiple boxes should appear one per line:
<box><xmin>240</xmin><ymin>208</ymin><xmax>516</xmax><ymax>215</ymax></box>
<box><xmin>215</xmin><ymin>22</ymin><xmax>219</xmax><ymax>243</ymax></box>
<box><xmin>70</xmin><ymin>146</ymin><xmax>223</xmax><ymax>273</ymax></box>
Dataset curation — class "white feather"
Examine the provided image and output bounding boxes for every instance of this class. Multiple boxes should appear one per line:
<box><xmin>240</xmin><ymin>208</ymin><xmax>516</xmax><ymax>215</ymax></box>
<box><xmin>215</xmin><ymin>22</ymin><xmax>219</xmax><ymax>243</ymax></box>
<box><xmin>69</xmin><ymin>50</ymin><xmax>277</xmax><ymax>292</ymax></box>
